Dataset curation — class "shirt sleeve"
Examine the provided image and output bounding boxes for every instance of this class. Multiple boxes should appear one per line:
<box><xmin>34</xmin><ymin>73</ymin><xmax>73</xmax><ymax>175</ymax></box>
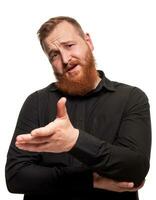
<box><xmin>5</xmin><ymin>92</ymin><xmax>92</xmax><ymax>194</ymax></box>
<box><xmin>70</xmin><ymin>87</ymin><xmax>152</xmax><ymax>186</ymax></box>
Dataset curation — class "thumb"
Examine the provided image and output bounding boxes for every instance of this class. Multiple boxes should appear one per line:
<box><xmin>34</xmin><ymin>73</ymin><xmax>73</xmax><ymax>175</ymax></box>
<box><xmin>56</xmin><ymin>97</ymin><xmax>68</xmax><ymax>118</ymax></box>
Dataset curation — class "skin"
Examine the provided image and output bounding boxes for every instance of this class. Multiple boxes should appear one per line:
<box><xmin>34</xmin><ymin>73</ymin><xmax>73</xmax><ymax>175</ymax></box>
<box><xmin>42</xmin><ymin>21</ymin><xmax>101</xmax><ymax>87</ymax></box>
<box><xmin>16</xmin><ymin>21</ymin><xmax>144</xmax><ymax>192</ymax></box>
<box><xmin>16</xmin><ymin>97</ymin><xmax>79</xmax><ymax>153</ymax></box>
<box><xmin>93</xmin><ymin>172</ymin><xmax>145</xmax><ymax>192</ymax></box>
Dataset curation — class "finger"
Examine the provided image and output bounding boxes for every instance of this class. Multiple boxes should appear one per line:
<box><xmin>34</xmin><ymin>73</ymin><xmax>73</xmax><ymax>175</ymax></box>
<box><xmin>16</xmin><ymin>141</ymin><xmax>53</xmax><ymax>153</ymax></box>
<box><xmin>31</xmin><ymin>123</ymin><xmax>55</xmax><ymax>137</ymax></box>
<box><xmin>128</xmin><ymin>180</ymin><xmax>145</xmax><ymax>192</ymax></box>
<box><xmin>117</xmin><ymin>181</ymin><xmax>134</xmax><ymax>188</ymax></box>
<box><xmin>16</xmin><ymin>134</ymin><xmax>32</xmax><ymax>143</ymax></box>
<box><xmin>16</xmin><ymin>142</ymin><xmax>48</xmax><ymax>152</ymax></box>
<box><xmin>56</xmin><ymin>97</ymin><xmax>67</xmax><ymax>118</ymax></box>
<box><xmin>117</xmin><ymin>181</ymin><xmax>145</xmax><ymax>192</ymax></box>
<box><xmin>16</xmin><ymin>135</ymin><xmax>51</xmax><ymax>145</ymax></box>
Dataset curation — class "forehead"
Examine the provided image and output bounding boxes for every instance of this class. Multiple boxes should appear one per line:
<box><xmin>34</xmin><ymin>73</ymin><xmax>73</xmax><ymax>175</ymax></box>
<box><xmin>43</xmin><ymin>21</ymin><xmax>81</xmax><ymax>51</ymax></box>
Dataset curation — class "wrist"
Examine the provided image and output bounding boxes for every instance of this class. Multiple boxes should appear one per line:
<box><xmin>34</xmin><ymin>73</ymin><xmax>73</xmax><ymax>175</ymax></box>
<box><xmin>67</xmin><ymin>128</ymin><xmax>79</xmax><ymax>151</ymax></box>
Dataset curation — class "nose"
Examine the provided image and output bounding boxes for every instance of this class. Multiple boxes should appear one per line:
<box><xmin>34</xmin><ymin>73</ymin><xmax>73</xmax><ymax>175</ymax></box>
<box><xmin>60</xmin><ymin>50</ymin><xmax>71</xmax><ymax>65</ymax></box>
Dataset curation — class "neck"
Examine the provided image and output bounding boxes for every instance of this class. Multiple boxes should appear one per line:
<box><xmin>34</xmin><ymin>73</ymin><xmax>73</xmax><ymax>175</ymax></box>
<box><xmin>93</xmin><ymin>75</ymin><xmax>101</xmax><ymax>89</ymax></box>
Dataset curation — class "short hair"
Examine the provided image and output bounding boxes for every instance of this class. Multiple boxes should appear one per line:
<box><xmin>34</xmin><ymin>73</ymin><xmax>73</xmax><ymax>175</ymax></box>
<box><xmin>37</xmin><ymin>16</ymin><xmax>85</xmax><ymax>49</ymax></box>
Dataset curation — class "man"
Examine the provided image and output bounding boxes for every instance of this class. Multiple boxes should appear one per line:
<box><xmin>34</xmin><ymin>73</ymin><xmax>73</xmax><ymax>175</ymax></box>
<box><xmin>5</xmin><ymin>16</ymin><xmax>151</xmax><ymax>200</ymax></box>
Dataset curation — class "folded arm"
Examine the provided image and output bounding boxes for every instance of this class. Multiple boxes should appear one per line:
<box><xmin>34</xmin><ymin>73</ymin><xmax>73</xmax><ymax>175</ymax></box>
<box><xmin>70</xmin><ymin>88</ymin><xmax>151</xmax><ymax>186</ymax></box>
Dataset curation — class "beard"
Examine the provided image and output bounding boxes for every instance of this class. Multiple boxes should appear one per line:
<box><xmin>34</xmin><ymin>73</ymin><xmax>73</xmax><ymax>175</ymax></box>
<box><xmin>54</xmin><ymin>47</ymin><xmax>99</xmax><ymax>96</ymax></box>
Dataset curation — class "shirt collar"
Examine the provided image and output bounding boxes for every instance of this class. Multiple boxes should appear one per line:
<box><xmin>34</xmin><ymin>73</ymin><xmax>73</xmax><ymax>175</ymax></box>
<box><xmin>98</xmin><ymin>70</ymin><xmax>116</xmax><ymax>92</ymax></box>
<box><xmin>49</xmin><ymin>70</ymin><xmax>116</xmax><ymax>93</ymax></box>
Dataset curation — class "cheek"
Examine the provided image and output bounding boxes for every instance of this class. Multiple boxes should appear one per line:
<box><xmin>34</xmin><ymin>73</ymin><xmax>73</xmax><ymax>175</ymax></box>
<box><xmin>72</xmin><ymin>49</ymin><xmax>86</xmax><ymax>61</ymax></box>
<box><xmin>52</xmin><ymin>60</ymin><xmax>63</xmax><ymax>74</ymax></box>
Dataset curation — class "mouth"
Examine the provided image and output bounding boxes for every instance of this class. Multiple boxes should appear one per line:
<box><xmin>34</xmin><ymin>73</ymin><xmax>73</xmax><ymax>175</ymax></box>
<box><xmin>65</xmin><ymin>64</ymin><xmax>81</xmax><ymax>76</ymax></box>
<box><xmin>66</xmin><ymin>64</ymin><xmax>78</xmax><ymax>72</ymax></box>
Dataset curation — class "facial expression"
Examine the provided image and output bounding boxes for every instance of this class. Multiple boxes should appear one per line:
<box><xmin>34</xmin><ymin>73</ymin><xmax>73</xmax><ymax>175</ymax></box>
<box><xmin>42</xmin><ymin>21</ymin><xmax>100</xmax><ymax>96</ymax></box>
<box><xmin>42</xmin><ymin>21</ymin><xmax>94</xmax><ymax>77</ymax></box>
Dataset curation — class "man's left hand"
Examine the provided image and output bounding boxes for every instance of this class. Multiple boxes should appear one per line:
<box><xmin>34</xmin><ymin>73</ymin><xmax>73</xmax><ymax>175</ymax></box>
<box><xmin>93</xmin><ymin>173</ymin><xmax>145</xmax><ymax>192</ymax></box>
<box><xmin>16</xmin><ymin>97</ymin><xmax>79</xmax><ymax>153</ymax></box>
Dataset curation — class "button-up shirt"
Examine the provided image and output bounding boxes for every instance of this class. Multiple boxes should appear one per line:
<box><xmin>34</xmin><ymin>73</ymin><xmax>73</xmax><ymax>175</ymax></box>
<box><xmin>5</xmin><ymin>71</ymin><xmax>151</xmax><ymax>200</ymax></box>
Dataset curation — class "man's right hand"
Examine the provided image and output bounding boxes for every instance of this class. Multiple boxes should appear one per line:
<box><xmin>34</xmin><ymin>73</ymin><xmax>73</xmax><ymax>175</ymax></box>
<box><xmin>93</xmin><ymin>173</ymin><xmax>145</xmax><ymax>192</ymax></box>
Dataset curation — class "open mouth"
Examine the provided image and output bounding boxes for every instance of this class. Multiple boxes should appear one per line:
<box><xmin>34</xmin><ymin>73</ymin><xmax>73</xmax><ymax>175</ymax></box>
<box><xmin>67</xmin><ymin>64</ymin><xmax>78</xmax><ymax>72</ymax></box>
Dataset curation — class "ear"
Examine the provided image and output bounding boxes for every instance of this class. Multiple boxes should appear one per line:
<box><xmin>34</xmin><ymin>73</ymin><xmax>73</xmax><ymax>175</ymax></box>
<box><xmin>84</xmin><ymin>33</ymin><xmax>94</xmax><ymax>51</ymax></box>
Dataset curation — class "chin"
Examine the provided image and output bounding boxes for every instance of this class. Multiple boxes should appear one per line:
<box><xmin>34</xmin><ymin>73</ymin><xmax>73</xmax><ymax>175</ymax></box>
<box><xmin>66</xmin><ymin>68</ymin><xmax>82</xmax><ymax>80</ymax></box>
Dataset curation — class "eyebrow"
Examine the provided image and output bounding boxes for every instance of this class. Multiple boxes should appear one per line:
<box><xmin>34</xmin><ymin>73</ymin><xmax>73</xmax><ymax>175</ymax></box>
<box><xmin>60</xmin><ymin>40</ymin><xmax>75</xmax><ymax>45</ymax></box>
<box><xmin>48</xmin><ymin>41</ymin><xmax>75</xmax><ymax>57</ymax></box>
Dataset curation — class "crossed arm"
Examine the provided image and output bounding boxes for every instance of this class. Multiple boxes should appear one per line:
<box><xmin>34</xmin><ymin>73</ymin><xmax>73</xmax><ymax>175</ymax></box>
<box><xmin>14</xmin><ymin>97</ymin><xmax>148</xmax><ymax>192</ymax></box>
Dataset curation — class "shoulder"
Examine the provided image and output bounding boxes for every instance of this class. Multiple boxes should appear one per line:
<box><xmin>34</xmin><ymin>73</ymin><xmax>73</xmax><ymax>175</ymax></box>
<box><xmin>36</xmin><ymin>83</ymin><xmax>55</xmax><ymax>94</ymax></box>
<box><xmin>26</xmin><ymin>83</ymin><xmax>56</xmax><ymax>98</ymax></box>
<box><xmin>113</xmin><ymin>80</ymin><xmax>148</xmax><ymax>101</ymax></box>
<box><xmin>22</xmin><ymin>83</ymin><xmax>54</xmax><ymax>105</ymax></box>
<box><xmin>24</xmin><ymin>83</ymin><xmax>62</xmax><ymax>111</ymax></box>
<box><xmin>102</xmin><ymin>72</ymin><xmax>148</xmax><ymax>102</ymax></box>
<box><xmin>112</xmin><ymin>81</ymin><xmax>150</xmax><ymax>112</ymax></box>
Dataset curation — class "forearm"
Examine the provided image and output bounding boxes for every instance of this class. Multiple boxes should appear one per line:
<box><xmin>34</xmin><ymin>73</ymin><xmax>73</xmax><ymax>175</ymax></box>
<box><xmin>6</xmin><ymin>163</ymin><xmax>60</xmax><ymax>194</ymax></box>
<box><xmin>96</xmin><ymin>145</ymin><xmax>149</xmax><ymax>186</ymax></box>
<box><xmin>6</xmin><ymin>144</ymin><xmax>92</xmax><ymax>194</ymax></box>
<box><xmin>6</xmin><ymin>160</ymin><xmax>92</xmax><ymax>194</ymax></box>
<box><xmin>70</xmin><ymin>130</ymin><xmax>150</xmax><ymax>186</ymax></box>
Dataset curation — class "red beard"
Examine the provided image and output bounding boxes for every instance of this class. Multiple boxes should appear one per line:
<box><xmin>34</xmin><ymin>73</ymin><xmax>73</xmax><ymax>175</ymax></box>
<box><xmin>55</xmin><ymin>48</ymin><xmax>99</xmax><ymax>96</ymax></box>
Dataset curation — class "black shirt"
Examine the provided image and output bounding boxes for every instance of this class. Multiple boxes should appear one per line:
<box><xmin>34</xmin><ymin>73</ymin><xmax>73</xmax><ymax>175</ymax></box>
<box><xmin>5</xmin><ymin>71</ymin><xmax>151</xmax><ymax>200</ymax></box>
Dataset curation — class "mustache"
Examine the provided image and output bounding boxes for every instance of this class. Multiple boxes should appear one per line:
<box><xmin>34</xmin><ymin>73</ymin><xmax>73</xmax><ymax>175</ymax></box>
<box><xmin>64</xmin><ymin>60</ymin><xmax>81</xmax><ymax>72</ymax></box>
<box><xmin>54</xmin><ymin>59</ymin><xmax>80</xmax><ymax>78</ymax></box>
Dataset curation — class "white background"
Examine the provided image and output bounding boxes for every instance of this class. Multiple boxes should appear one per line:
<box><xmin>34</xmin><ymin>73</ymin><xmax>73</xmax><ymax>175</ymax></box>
<box><xmin>0</xmin><ymin>0</ymin><xmax>155</xmax><ymax>199</ymax></box>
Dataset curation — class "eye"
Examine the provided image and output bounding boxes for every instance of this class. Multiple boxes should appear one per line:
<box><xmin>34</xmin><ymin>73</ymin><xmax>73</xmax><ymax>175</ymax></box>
<box><xmin>52</xmin><ymin>53</ymin><xmax>58</xmax><ymax>58</ymax></box>
<box><xmin>49</xmin><ymin>52</ymin><xmax>59</xmax><ymax>62</ymax></box>
<box><xmin>67</xmin><ymin>44</ymin><xmax>75</xmax><ymax>48</ymax></box>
